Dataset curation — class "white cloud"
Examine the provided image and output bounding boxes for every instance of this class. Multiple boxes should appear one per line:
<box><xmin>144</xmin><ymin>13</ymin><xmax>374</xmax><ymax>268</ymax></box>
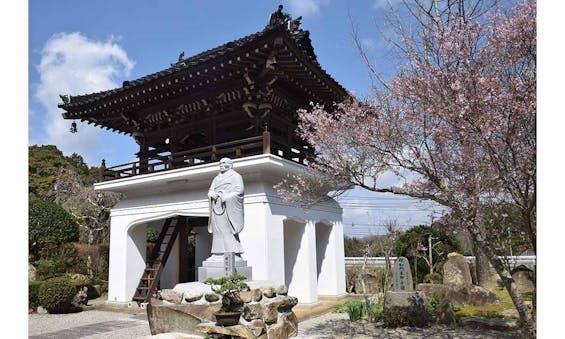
<box><xmin>285</xmin><ymin>0</ymin><xmax>330</xmax><ymax>18</ymax></box>
<box><xmin>373</xmin><ymin>0</ymin><xmax>402</xmax><ymax>10</ymax></box>
<box><xmin>32</xmin><ymin>32</ymin><xmax>135</xmax><ymax>164</ymax></box>
<box><xmin>361</xmin><ymin>38</ymin><xmax>376</xmax><ymax>50</ymax></box>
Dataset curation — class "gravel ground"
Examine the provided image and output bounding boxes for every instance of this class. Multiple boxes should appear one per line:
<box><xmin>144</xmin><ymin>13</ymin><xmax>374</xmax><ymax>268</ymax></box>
<box><xmin>296</xmin><ymin>312</ymin><xmax>526</xmax><ymax>339</ymax></box>
<box><xmin>29</xmin><ymin>308</ymin><xmax>526</xmax><ymax>339</ymax></box>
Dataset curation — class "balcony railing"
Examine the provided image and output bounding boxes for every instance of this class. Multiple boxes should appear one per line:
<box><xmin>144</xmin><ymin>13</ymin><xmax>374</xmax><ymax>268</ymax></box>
<box><xmin>99</xmin><ymin>131</ymin><xmax>310</xmax><ymax>181</ymax></box>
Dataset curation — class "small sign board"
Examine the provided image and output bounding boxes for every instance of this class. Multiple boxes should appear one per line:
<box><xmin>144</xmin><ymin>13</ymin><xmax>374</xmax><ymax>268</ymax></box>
<box><xmin>223</xmin><ymin>252</ymin><xmax>235</xmax><ymax>276</ymax></box>
<box><xmin>392</xmin><ymin>256</ymin><xmax>413</xmax><ymax>291</ymax></box>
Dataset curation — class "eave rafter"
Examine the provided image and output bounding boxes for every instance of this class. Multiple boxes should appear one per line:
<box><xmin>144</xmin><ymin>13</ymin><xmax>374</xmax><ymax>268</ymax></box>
<box><xmin>60</xmin><ymin>23</ymin><xmax>347</xmax><ymax>136</ymax></box>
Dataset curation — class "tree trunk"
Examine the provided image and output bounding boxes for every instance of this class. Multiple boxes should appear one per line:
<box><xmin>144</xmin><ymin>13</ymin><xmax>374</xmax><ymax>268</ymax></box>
<box><xmin>474</xmin><ymin>244</ymin><xmax>491</xmax><ymax>288</ymax></box>
<box><xmin>466</xmin><ymin>224</ymin><xmax>535</xmax><ymax>338</ymax></box>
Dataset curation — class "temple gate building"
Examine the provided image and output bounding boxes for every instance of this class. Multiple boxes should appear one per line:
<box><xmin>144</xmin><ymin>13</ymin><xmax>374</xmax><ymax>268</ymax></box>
<box><xmin>59</xmin><ymin>7</ymin><xmax>347</xmax><ymax>306</ymax></box>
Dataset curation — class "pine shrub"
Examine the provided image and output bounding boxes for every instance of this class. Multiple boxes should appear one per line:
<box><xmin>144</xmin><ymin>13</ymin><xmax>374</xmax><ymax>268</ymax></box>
<box><xmin>38</xmin><ymin>276</ymin><xmax>77</xmax><ymax>314</ymax></box>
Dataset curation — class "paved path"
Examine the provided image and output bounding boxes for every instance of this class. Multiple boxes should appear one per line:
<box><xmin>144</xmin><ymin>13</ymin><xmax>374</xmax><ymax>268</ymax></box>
<box><xmin>29</xmin><ymin>308</ymin><xmax>527</xmax><ymax>339</ymax></box>
<box><xmin>29</xmin><ymin>310</ymin><xmax>151</xmax><ymax>339</ymax></box>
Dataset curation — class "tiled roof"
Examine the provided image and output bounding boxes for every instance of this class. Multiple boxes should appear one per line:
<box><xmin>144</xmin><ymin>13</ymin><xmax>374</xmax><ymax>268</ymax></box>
<box><xmin>58</xmin><ymin>24</ymin><xmax>338</xmax><ymax>109</ymax></box>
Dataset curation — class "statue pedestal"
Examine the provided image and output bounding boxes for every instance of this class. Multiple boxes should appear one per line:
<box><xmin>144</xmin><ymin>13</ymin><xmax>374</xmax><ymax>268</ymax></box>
<box><xmin>198</xmin><ymin>255</ymin><xmax>252</xmax><ymax>282</ymax></box>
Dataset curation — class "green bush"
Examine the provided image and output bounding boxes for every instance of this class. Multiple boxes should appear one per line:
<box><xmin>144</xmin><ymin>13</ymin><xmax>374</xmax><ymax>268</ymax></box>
<box><xmin>426</xmin><ymin>295</ymin><xmax>442</xmax><ymax>313</ymax></box>
<box><xmin>146</xmin><ymin>227</ymin><xmax>160</xmax><ymax>243</ymax></box>
<box><xmin>29</xmin><ymin>281</ymin><xmax>43</xmax><ymax>310</ymax></box>
<box><xmin>29</xmin><ymin>197</ymin><xmax>79</xmax><ymax>259</ymax></box>
<box><xmin>204</xmin><ymin>274</ymin><xmax>249</xmax><ymax>312</ymax></box>
<box><xmin>424</xmin><ymin>272</ymin><xmax>443</xmax><ymax>284</ymax></box>
<box><xmin>394</xmin><ymin>225</ymin><xmax>462</xmax><ymax>283</ymax></box>
<box><xmin>38</xmin><ymin>276</ymin><xmax>77</xmax><ymax>314</ymax></box>
<box><xmin>335</xmin><ymin>300</ymin><xmax>383</xmax><ymax>321</ymax></box>
<box><xmin>34</xmin><ymin>242</ymin><xmax>84</xmax><ymax>280</ymax></box>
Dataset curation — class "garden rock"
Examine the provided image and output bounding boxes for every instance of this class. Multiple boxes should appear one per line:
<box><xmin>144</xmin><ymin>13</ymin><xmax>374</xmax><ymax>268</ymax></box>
<box><xmin>72</xmin><ymin>286</ymin><xmax>88</xmax><ymax>307</ymax></box>
<box><xmin>361</xmin><ymin>273</ymin><xmax>380</xmax><ymax>294</ymax></box>
<box><xmin>435</xmin><ymin>298</ymin><xmax>457</xmax><ymax>325</ymax></box>
<box><xmin>146</xmin><ymin>303</ymin><xmax>218</xmax><ymax>335</ymax></box>
<box><xmin>204</xmin><ymin>292</ymin><xmax>220</xmax><ymax>302</ymax></box>
<box><xmin>511</xmin><ymin>266</ymin><xmax>535</xmax><ymax>293</ymax></box>
<box><xmin>261</xmin><ymin>287</ymin><xmax>276</xmax><ymax>298</ymax></box>
<box><xmin>267</xmin><ymin>311</ymin><xmax>298</xmax><ymax>339</ymax></box>
<box><xmin>183</xmin><ymin>292</ymin><xmax>203</xmax><ymax>303</ymax></box>
<box><xmin>251</xmin><ymin>288</ymin><xmax>263</xmax><ymax>302</ymax></box>
<box><xmin>417</xmin><ymin>283</ymin><xmax>499</xmax><ymax>306</ymax></box>
<box><xmin>242</xmin><ymin>302</ymin><xmax>264</xmax><ymax>321</ymax></box>
<box><xmin>161</xmin><ymin>289</ymin><xmax>183</xmax><ymax>304</ymax></box>
<box><xmin>29</xmin><ymin>264</ymin><xmax>37</xmax><ymax>281</ymax></box>
<box><xmin>196</xmin><ymin>323</ymin><xmax>255</xmax><ymax>338</ymax></box>
<box><xmin>443</xmin><ymin>252</ymin><xmax>472</xmax><ymax>288</ymax></box>
<box><xmin>383</xmin><ymin>291</ymin><xmax>432</xmax><ymax>327</ymax></box>
<box><xmin>271</xmin><ymin>296</ymin><xmax>298</xmax><ymax>312</ymax></box>
<box><xmin>262</xmin><ymin>301</ymin><xmax>279</xmax><ymax>324</ymax></box>
<box><xmin>276</xmin><ymin>284</ymin><xmax>288</xmax><ymax>296</ymax></box>
<box><xmin>173</xmin><ymin>281</ymin><xmax>212</xmax><ymax>295</ymax></box>
<box><xmin>239</xmin><ymin>290</ymin><xmax>252</xmax><ymax>303</ymax></box>
<box><xmin>246</xmin><ymin>318</ymin><xmax>266</xmax><ymax>336</ymax></box>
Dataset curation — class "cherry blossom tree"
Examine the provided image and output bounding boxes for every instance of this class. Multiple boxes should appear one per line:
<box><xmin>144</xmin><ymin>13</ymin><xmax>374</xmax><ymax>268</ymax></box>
<box><xmin>277</xmin><ymin>1</ymin><xmax>536</xmax><ymax>336</ymax></box>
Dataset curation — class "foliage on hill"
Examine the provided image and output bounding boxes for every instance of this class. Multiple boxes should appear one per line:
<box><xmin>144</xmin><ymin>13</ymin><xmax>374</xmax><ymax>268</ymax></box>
<box><xmin>28</xmin><ymin>145</ymin><xmax>120</xmax><ymax>245</ymax></box>
<box><xmin>29</xmin><ymin>145</ymin><xmax>99</xmax><ymax>200</ymax></box>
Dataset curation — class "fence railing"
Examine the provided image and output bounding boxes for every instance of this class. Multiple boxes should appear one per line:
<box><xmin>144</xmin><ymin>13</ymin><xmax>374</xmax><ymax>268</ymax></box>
<box><xmin>344</xmin><ymin>255</ymin><xmax>536</xmax><ymax>268</ymax></box>
<box><xmin>99</xmin><ymin>131</ymin><xmax>311</xmax><ymax>181</ymax></box>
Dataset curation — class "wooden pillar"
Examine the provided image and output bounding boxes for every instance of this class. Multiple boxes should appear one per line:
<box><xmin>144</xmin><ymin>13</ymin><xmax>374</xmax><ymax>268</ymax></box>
<box><xmin>262</xmin><ymin>131</ymin><xmax>271</xmax><ymax>154</ymax></box>
<box><xmin>139</xmin><ymin>143</ymin><xmax>149</xmax><ymax>174</ymax></box>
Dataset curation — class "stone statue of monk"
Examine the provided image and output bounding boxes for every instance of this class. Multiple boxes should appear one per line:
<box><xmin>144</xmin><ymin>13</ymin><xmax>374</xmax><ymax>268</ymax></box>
<box><xmin>207</xmin><ymin>158</ymin><xmax>244</xmax><ymax>254</ymax></box>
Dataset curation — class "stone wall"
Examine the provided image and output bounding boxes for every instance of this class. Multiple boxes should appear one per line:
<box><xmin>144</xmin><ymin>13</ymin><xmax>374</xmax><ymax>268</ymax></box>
<box><xmin>154</xmin><ymin>283</ymin><xmax>298</xmax><ymax>338</ymax></box>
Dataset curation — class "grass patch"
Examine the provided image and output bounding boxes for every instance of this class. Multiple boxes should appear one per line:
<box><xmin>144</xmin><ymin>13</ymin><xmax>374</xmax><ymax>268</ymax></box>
<box><xmin>455</xmin><ymin>288</ymin><xmax>533</xmax><ymax>319</ymax></box>
<box><xmin>334</xmin><ymin>300</ymin><xmax>383</xmax><ymax>321</ymax></box>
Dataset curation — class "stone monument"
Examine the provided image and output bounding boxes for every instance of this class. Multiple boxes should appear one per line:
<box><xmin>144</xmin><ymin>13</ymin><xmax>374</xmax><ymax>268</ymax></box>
<box><xmin>383</xmin><ymin>256</ymin><xmax>430</xmax><ymax>327</ymax></box>
<box><xmin>392</xmin><ymin>256</ymin><xmax>413</xmax><ymax>291</ymax></box>
<box><xmin>198</xmin><ymin>158</ymin><xmax>252</xmax><ymax>281</ymax></box>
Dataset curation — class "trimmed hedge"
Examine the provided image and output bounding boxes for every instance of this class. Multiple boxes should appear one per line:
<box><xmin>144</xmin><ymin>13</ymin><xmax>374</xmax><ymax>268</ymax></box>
<box><xmin>29</xmin><ymin>197</ymin><xmax>79</xmax><ymax>258</ymax></box>
<box><xmin>38</xmin><ymin>276</ymin><xmax>77</xmax><ymax>314</ymax></box>
<box><xmin>29</xmin><ymin>280</ymin><xmax>43</xmax><ymax>310</ymax></box>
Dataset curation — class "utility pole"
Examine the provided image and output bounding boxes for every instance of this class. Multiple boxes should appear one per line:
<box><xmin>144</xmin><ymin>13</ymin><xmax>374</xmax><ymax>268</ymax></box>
<box><xmin>428</xmin><ymin>233</ymin><xmax>434</xmax><ymax>275</ymax></box>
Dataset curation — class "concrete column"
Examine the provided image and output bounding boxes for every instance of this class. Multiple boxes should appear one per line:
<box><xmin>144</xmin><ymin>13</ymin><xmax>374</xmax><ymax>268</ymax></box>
<box><xmin>107</xmin><ymin>216</ymin><xmax>146</xmax><ymax>303</ymax></box>
<box><xmin>266</xmin><ymin>214</ymin><xmax>285</xmax><ymax>286</ymax></box>
<box><xmin>316</xmin><ymin>221</ymin><xmax>346</xmax><ymax>296</ymax></box>
<box><xmin>284</xmin><ymin>218</ymin><xmax>318</xmax><ymax>304</ymax></box>
<box><xmin>238</xmin><ymin>201</ymin><xmax>269</xmax><ymax>280</ymax></box>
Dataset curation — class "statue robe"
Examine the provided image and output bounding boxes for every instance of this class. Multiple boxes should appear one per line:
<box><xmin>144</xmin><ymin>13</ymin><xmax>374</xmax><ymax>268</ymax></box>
<box><xmin>208</xmin><ymin>169</ymin><xmax>244</xmax><ymax>254</ymax></box>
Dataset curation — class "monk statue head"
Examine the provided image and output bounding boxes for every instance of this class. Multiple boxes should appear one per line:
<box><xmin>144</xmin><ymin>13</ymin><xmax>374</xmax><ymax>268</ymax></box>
<box><xmin>219</xmin><ymin>158</ymin><xmax>233</xmax><ymax>173</ymax></box>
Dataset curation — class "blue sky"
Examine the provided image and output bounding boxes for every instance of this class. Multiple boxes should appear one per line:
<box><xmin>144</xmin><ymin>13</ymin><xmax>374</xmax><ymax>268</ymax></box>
<box><xmin>28</xmin><ymin>0</ymin><xmax>448</xmax><ymax>236</ymax></box>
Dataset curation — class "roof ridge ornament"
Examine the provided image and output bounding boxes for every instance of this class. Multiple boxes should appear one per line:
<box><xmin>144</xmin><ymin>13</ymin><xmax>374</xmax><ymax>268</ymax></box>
<box><xmin>267</xmin><ymin>5</ymin><xmax>302</xmax><ymax>32</ymax></box>
<box><xmin>59</xmin><ymin>94</ymin><xmax>71</xmax><ymax>104</ymax></box>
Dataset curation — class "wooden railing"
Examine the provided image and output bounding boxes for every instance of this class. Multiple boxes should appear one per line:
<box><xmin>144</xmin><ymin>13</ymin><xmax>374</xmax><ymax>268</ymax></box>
<box><xmin>99</xmin><ymin>131</ymin><xmax>311</xmax><ymax>181</ymax></box>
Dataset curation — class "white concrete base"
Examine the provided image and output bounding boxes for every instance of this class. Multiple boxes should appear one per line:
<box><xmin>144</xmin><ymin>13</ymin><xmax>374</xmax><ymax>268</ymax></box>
<box><xmin>197</xmin><ymin>255</ymin><xmax>253</xmax><ymax>282</ymax></box>
<box><xmin>97</xmin><ymin>155</ymin><xmax>346</xmax><ymax>305</ymax></box>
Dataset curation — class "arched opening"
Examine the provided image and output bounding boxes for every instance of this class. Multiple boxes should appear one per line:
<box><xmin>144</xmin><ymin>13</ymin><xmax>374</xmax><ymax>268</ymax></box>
<box><xmin>127</xmin><ymin>214</ymin><xmax>209</xmax><ymax>293</ymax></box>
<box><xmin>283</xmin><ymin>218</ymin><xmax>306</xmax><ymax>296</ymax></box>
<box><xmin>315</xmin><ymin>221</ymin><xmax>332</xmax><ymax>281</ymax></box>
